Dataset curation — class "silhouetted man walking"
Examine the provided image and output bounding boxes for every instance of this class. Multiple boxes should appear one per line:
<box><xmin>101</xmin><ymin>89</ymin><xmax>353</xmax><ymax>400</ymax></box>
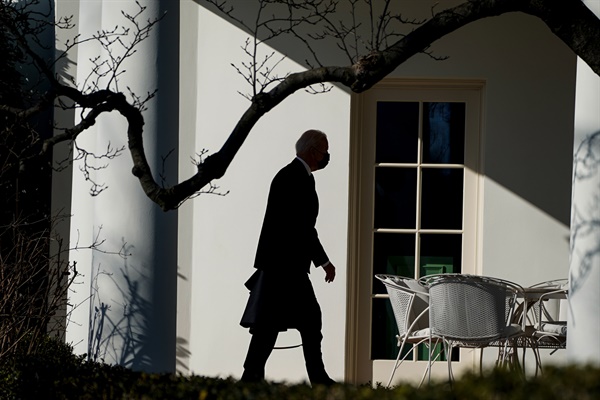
<box><xmin>240</xmin><ymin>129</ymin><xmax>336</xmax><ymax>385</ymax></box>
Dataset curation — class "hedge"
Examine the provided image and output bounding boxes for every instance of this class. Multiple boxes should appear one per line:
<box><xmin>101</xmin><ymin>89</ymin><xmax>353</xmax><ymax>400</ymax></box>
<box><xmin>1</xmin><ymin>336</ymin><xmax>598</xmax><ymax>399</ymax></box>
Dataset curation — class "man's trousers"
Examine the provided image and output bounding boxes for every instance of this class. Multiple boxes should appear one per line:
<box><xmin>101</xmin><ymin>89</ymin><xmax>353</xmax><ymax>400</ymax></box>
<box><xmin>241</xmin><ymin>325</ymin><xmax>333</xmax><ymax>385</ymax></box>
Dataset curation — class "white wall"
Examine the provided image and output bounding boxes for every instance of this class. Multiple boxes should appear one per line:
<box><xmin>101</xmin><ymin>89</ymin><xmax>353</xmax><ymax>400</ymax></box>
<box><xmin>183</xmin><ymin>5</ymin><xmax>350</xmax><ymax>383</ymax></box>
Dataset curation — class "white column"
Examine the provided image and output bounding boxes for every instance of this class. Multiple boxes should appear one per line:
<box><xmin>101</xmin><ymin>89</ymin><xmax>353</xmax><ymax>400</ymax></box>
<box><xmin>567</xmin><ymin>0</ymin><xmax>600</xmax><ymax>366</ymax></box>
<box><xmin>66</xmin><ymin>0</ymin><xmax>179</xmax><ymax>373</ymax></box>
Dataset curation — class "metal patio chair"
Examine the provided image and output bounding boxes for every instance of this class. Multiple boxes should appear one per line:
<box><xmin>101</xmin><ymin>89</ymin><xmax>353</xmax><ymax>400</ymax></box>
<box><xmin>526</xmin><ymin>279</ymin><xmax>568</xmax><ymax>372</ymax></box>
<box><xmin>421</xmin><ymin>274</ymin><xmax>525</xmax><ymax>382</ymax></box>
<box><xmin>375</xmin><ymin>274</ymin><xmax>435</xmax><ymax>387</ymax></box>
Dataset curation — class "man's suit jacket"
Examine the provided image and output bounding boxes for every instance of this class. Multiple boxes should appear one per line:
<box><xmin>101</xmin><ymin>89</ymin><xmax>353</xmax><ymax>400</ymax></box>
<box><xmin>240</xmin><ymin>158</ymin><xmax>329</xmax><ymax>331</ymax></box>
<box><xmin>254</xmin><ymin>158</ymin><xmax>328</xmax><ymax>273</ymax></box>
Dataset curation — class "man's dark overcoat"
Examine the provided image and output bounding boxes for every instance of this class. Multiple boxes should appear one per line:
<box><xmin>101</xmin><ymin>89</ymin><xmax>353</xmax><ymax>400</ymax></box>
<box><xmin>240</xmin><ymin>158</ymin><xmax>329</xmax><ymax>332</ymax></box>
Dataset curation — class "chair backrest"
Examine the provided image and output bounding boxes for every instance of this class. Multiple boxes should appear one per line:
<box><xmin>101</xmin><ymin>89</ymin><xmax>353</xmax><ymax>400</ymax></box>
<box><xmin>426</xmin><ymin>274</ymin><xmax>520</xmax><ymax>343</ymax></box>
<box><xmin>375</xmin><ymin>275</ymin><xmax>429</xmax><ymax>335</ymax></box>
<box><xmin>528</xmin><ymin>278</ymin><xmax>568</xmax><ymax>326</ymax></box>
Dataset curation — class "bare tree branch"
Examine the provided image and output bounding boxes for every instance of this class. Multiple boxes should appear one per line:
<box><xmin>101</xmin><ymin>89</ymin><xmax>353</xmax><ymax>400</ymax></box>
<box><xmin>2</xmin><ymin>0</ymin><xmax>600</xmax><ymax>212</ymax></box>
<box><xmin>128</xmin><ymin>0</ymin><xmax>600</xmax><ymax>210</ymax></box>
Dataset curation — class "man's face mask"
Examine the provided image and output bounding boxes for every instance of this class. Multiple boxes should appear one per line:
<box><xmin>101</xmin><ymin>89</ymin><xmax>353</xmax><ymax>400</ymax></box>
<box><xmin>317</xmin><ymin>151</ymin><xmax>330</xmax><ymax>170</ymax></box>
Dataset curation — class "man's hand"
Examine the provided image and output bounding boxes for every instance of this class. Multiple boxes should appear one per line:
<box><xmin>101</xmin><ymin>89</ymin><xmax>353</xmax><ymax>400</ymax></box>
<box><xmin>323</xmin><ymin>263</ymin><xmax>336</xmax><ymax>283</ymax></box>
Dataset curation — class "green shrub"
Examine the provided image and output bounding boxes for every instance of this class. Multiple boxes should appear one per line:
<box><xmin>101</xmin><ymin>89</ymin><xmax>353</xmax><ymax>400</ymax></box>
<box><xmin>1</xmin><ymin>337</ymin><xmax>599</xmax><ymax>399</ymax></box>
<box><xmin>0</xmin><ymin>335</ymin><xmax>84</xmax><ymax>399</ymax></box>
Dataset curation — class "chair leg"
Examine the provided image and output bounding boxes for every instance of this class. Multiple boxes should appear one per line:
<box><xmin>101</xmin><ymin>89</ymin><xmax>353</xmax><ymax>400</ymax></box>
<box><xmin>386</xmin><ymin>336</ymin><xmax>411</xmax><ymax>388</ymax></box>
<box><xmin>386</xmin><ymin>341</ymin><xmax>403</xmax><ymax>387</ymax></box>
<box><xmin>530</xmin><ymin>340</ymin><xmax>542</xmax><ymax>376</ymax></box>
<box><xmin>443</xmin><ymin>341</ymin><xmax>454</xmax><ymax>382</ymax></box>
<box><xmin>479</xmin><ymin>347</ymin><xmax>485</xmax><ymax>375</ymax></box>
<box><xmin>521</xmin><ymin>342</ymin><xmax>527</xmax><ymax>373</ymax></box>
<box><xmin>419</xmin><ymin>338</ymin><xmax>441</xmax><ymax>388</ymax></box>
<box><xmin>427</xmin><ymin>335</ymin><xmax>433</xmax><ymax>385</ymax></box>
<box><xmin>418</xmin><ymin>361</ymin><xmax>430</xmax><ymax>388</ymax></box>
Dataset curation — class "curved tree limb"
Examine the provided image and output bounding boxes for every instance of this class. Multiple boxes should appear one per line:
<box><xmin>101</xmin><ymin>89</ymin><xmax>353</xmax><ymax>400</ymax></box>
<box><xmin>5</xmin><ymin>0</ymin><xmax>599</xmax><ymax>211</ymax></box>
<box><xmin>133</xmin><ymin>0</ymin><xmax>599</xmax><ymax>211</ymax></box>
<box><xmin>345</xmin><ymin>0</ymin><xmax>600</xmax><ymax>91</ymax></box>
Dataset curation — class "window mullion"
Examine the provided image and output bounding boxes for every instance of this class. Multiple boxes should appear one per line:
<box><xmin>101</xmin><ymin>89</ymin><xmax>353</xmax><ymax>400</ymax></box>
<box><xmin>415</xmin><ymin>102</ymin><xmax>424</xmax><ymax>278</ymax></box>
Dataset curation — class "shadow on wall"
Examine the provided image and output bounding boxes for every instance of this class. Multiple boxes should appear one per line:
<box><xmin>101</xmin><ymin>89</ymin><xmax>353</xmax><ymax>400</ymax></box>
<box><xmin>87</xmin><ymin>241</ymin><xmax>153</xmax><ymax>369</ymax></box>
<box><xmin>175</xmin><ymin>265</ymin><xmax>192</xmax><ymax>374</ymax></box>
<box><xmin>176</xmin><ymin>337</ymin><xmax>192</xmax><ymax>373</ymax></box>
<box><xmin>570</xmin><ymin>130</ymin><xmax>600</xmax><ymax>296</ymax></box>
<box><xmin>86</xmin><ymin>239</ymin><xmax>174</xmax><ymax>371</ymax></box>
<box><xmin>192</xmin><ymin>0</ymin><xmax>373</xmax><ymax>94</ymax></box>
<box><xmin>85</xmin><ymin>236</ymin><xmax>178</xmax><ymax>372</ymax></box>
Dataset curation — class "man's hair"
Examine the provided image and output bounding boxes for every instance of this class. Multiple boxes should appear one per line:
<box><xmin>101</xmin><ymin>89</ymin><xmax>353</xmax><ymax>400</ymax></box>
<box><xmin>295</xmin><ymin>129</ymin><xmax>327</xmax><ymax>154</ymax></box>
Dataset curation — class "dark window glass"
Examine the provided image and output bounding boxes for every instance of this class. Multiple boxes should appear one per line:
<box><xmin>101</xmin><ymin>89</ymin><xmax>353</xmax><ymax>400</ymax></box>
<box><xmin>371</xmin><ymin>298</ymin><xmax>413</xmax><ymax>360</ymax></box>
<box><xmin>374</xmin><ymin>168</ymin><xmax>417</xmax><ymax>229</ymax></box>
<box><xmin>372</xmin><ymin>233</ymin><xmax>415</xmax><ymax>294</ymax></box>
<box><xmin>420</xmin><ymin>168</ymin><xmax>464</xmax><ymax>229</ymax></box>
<box><xmin>419</xmin><ymin>234</ymin><xmax>462</xmax><ymax>276</ymax></box>
<box><xmin>417</xmin><ymin>233</ymin><xmax>462</xmax><ymax>362</ymax></box>
<box><xmin>376</xmin><ymin>102</ymin><xmax>419</xmax><ymax>163</ymax></box>
<box><xmin>371</xmin><ymin>292</ymin><xmax>453</xmax><ymax>361</ymax></box>
<box><xmin>422</xmin><ymin>102</ymin><xmax>466</xmax><ymax>164</ymax></box>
